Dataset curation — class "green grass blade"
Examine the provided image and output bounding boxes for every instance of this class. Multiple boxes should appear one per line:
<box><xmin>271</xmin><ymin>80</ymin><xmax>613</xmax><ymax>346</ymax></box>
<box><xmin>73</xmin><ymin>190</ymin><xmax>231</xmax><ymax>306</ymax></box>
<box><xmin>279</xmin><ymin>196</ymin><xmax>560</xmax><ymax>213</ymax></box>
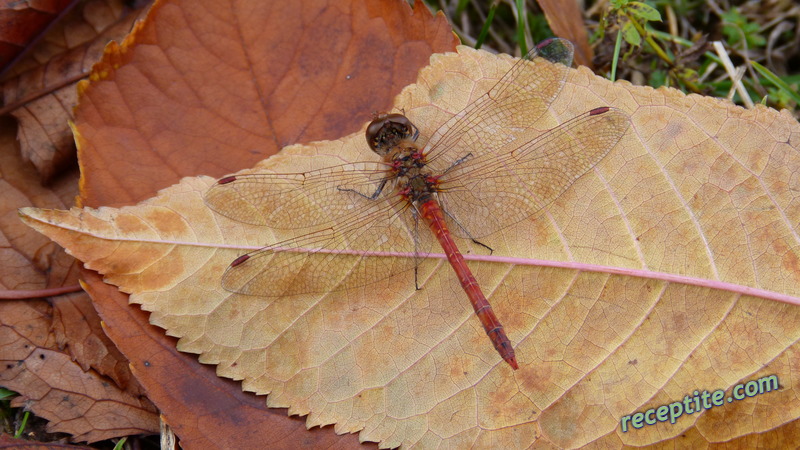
<box><xmin>14</xmin><ymin>410</ymin><xmax>29</xmax><ymax>438</ymax></box>
<box><xmin>515</xmin><ymin>0</ymin><xmax>528</xmax><ymax>55</ymax></box>
<box><xmin>751</xmin><ymin>61</ymin><xmax>800</xmax><ymax>105</ymax></box>
<box><xmin>113</xmin><ymin>437</ymin><xmax>128</xmax><ymax>450</ymax></box>
<box><xmin>475</xmin><ymin>3</ymin><xmax>498</xmax><ymax>49</ymax></box>
<box><xmin>0</xmin><ymin>388</ymin><xmax>15</xmax><ymax>400</ymax></box>
<box><xmin>611</xmin><ymin>29</ymin><xmax>623</xmax><ymax>81</ymax></box>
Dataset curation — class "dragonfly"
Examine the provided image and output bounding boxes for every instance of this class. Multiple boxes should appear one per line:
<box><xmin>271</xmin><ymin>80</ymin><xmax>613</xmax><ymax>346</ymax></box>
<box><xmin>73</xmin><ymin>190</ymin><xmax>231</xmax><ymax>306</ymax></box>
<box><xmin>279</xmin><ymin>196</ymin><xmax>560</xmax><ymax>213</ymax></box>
<box><xmin>204</xmin><ymin>38</ymin><xmax>630</xmax><ymax>370</ymax></box>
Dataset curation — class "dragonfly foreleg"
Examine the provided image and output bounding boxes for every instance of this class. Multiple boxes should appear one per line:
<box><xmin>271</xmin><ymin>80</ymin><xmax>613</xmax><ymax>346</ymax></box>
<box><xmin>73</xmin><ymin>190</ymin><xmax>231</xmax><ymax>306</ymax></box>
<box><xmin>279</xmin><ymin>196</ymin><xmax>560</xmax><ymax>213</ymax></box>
<box><xmin>439</xmin><ymin>152</ymin><xmax>474</xmax><ymax>176</ymax></box>
<box><xmin>336</xmin><ymin>177</ymin><xmax>389</xmax><ymax>201</ymax></box>
<box><xmin>410</xmin><ymin>123</ymin><xmax>420</xmax><ymax>141</ymax></box>
<box><xmin>471</xmin><ymin>238</ymin><xmax>493</xmax><ymax>255</ymax></box>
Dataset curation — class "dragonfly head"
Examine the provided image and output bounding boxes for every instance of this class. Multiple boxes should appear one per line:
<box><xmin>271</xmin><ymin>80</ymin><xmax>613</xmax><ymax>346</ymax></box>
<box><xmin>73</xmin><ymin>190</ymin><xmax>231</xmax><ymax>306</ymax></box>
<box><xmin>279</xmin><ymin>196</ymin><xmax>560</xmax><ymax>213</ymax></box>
<box><xmin>366</xmin><ymin>113</ymin><xmax>418</xmax><ymax>156</ymax></box>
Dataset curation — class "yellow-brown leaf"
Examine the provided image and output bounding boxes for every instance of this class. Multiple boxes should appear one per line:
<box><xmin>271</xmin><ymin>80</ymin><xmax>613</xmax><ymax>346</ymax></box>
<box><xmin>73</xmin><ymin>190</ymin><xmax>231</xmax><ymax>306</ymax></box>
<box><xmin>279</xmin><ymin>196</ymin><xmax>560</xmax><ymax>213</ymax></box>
<box><xmin>20</xmin><ymin>46</ymin><xmax>800</xmax><ymax>448</ymax></box>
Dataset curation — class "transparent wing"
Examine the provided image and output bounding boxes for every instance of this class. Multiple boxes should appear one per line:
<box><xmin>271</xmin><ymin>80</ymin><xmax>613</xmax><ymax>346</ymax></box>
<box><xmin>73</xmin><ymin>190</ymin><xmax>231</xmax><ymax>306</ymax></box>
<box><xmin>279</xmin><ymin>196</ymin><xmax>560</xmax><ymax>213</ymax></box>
<box><xmin>205</xmin><ymin>161</ymin><xmax>391</xmax><ymax>228</ymax></box>
<box><xmin>205</xmin><ymin>164</ymin><xmax>435</xmax><ymax>296</ymax></box>
<box><xmin>436</xmin><ymin>107</ymin><xmax>630</xmax><ymax>239</ymax></box>
<box><xmin>423</xmin><ymin>38</ymin><xmax>574</xmax><ymax>170</ymax></box>
<box><xmin>219</xmin><ymin>199</ymin><xmax>435</xmax><ymax>297</ymax></box>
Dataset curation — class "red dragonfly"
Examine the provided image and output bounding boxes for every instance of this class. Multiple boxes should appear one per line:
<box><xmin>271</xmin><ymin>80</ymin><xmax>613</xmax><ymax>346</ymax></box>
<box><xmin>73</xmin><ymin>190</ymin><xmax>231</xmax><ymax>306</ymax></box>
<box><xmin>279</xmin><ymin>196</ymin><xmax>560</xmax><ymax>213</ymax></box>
<box><xmin>205</xmin><ymin>38</ymin><xmax>629</xmax><ymax>370</ymax></box>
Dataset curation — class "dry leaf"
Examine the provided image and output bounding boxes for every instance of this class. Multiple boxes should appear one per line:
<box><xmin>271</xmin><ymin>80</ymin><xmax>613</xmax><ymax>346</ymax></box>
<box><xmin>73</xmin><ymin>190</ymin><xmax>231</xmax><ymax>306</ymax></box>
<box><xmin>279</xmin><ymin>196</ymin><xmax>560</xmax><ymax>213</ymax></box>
<box><xmin>0</xmin><ymin>0</ymin><xmax>149</xmax><ymax>182</ymax></box>
<box><xmin>74</xmin><ymin>0</ymin><xmax>458</xmax><ymax>207</ymax></box>
<box><xmin>20</xmin><ymin>45</ymin><xmax>800</xmax><ymax>447</ymax></box>
<box><xmin>0</xmin><ymin>300</ymin><xmax>158</xmax><ymax>443</ymax></box>
<box><xmin>1</xmin><ymin>0</ymin><xmax>143</xmax><ymax>77</ymax></box>
<box><xmin>0</xmin><ymin>115</ymin><xmax>158</xmax><ymax>441</ymax></box>
<box><xmin>538</xmin><ymin>0</ymin><xmax>592</xmax><ymax>67</ymax></box>
<box><xmin>50</xmin><ymin>292</ymin><xmax>143</xmax><ymax>394</ymax></box>
<box><xmin>2</xmin><ymin>0</ymin><xmax>455</xmax><ymax>446</ymax></box>
<box><xmin>0</xmin><ymin>0</ymin><xmax>75</xmax><ymax>73</ymax></box>
<box><xmin>80</xmin><ymin>268</ymin><xmax>371</xmax><ymax>448</ymax></box>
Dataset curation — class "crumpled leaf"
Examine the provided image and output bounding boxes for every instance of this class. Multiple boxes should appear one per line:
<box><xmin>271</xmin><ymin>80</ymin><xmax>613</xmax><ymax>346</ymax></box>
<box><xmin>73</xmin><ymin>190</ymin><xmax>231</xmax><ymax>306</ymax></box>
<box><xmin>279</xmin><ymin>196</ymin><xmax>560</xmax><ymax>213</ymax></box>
<box><xmin>20</xmin><ymin>45</ymin><xmax>800</xmax><ymax>448</ymax></box>
<box><xmin>1</xmin><ymin>0</ymin><xmax>150</xmax><ymax>182</ymax></box>
<box><xmin>0</xmin><ymin>114</ymin><xmax>158</xmax><ymax>441</ymax></box>
<box><xmin>0</xmin><ymin>0</ymin><xmax>75</xmax><ymax>73</ymax></box>
<box><xmin>50</xmin><ymin>292</ymin><xmax>143</xmax><ymax>394</ymax></box>
<box><xmin>0</xmin><ymin>300</ymin><xmax>158</xmax><ymax>443</ymax></box>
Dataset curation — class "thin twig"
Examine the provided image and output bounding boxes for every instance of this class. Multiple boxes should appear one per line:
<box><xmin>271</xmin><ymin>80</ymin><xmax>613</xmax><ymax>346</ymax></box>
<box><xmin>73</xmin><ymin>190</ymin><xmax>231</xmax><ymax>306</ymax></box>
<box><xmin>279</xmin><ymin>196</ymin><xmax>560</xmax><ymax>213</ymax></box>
<box><xmin>0</xmin><ymin>284</ymin><xmax>83</xmax><ymax>300</ymax></box>
<box><xmin>713</xmin><ymin>41</ymin><xmax>754</xmax><ymax>108</ymax></box>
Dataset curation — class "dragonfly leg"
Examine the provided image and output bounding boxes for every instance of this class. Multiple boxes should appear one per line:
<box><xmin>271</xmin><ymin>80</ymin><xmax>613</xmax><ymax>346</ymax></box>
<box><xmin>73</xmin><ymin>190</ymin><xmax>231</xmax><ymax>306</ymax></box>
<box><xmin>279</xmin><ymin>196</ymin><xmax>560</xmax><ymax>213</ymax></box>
<box><xmin>337</xmin><ymin>177</ymin><xmax>389</xmax><ymax>200</ymax></box>
<box><xmin>471</xmin><ymin>238</ymin><xmax>494</xmax><ymax>255</ymax></box>
<box><xmin>413</xmin><ymin>209</ymin><xmax>423</xmax><ymax>290</ymax></box>
<box><xmin>396</xmin><ymin>107</ymin><xmax>420</xmax><ymax>141</ymax></box>
<box><xmin>439</xmin><ymin>152</ymin><xmax>474</xmax><ymax>176</ymax></box>
<box><xmin>440</xmin><ymin>202</ymin><xmax>494</xmax><ymax>255</ymax></box>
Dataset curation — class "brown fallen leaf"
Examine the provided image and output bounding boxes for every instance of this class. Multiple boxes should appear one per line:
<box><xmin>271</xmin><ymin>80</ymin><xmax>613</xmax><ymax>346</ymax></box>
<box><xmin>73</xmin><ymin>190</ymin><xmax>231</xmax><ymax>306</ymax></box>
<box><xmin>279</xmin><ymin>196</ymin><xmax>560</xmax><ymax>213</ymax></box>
<box><xmin>0</xmin><ymin>116</ymin><xmax>158</xmax><ymax>442</ymax></box>
<box><xmin>80</xmin><ymin>267</ymin><xmax>373</xmax><ymax>448</ymax></box>
<box><xmin>538</xmin><ymin>0</ymin><xmax>592</xmax><ymax>67</ymax></box>
<box><xmin>50</xmin><ymin>292</ymin><xmax>143</xmax><ymax>395</ymax></box>
<box><xmin>0</xmin><ymin>0</ymin><xmax>150</xmax><ymax>183</ymax></box>
<box><xmin>0</xmin><ymin>300</ymin><xmax>158</xmax><ymax>443</ymax></box>
<box><xmin>0</xmin><ymin>0</ymin><xmax>76</xmax><ymax>74</ymax></box>
<box><xmin>20</xmin><ymin>44</ymin><xmax>800</xmax><ymax>447</ymax></box>
<box><xmin>74</xmin><ymin>0</ymin><xmax>458</xmax><ymax>207</ymax></box>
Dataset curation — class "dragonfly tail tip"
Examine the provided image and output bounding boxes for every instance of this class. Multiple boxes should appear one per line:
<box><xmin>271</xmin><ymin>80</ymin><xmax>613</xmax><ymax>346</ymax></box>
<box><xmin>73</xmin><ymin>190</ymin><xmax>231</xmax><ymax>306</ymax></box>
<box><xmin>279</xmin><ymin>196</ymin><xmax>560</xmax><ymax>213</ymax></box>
<box><xmin>507</xmin><ymin>357</ymin><xmax>519</xmax><ymax>370</ymax></box>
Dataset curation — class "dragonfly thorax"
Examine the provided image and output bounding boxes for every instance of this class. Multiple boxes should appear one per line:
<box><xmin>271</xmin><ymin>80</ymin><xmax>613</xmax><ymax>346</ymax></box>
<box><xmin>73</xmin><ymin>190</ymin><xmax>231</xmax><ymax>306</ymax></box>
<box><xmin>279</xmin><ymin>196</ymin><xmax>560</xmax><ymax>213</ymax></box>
<box><xmin>390</xmin><ymin>150</ymin><xmax>438</xmax><ymax>205</ymax></box>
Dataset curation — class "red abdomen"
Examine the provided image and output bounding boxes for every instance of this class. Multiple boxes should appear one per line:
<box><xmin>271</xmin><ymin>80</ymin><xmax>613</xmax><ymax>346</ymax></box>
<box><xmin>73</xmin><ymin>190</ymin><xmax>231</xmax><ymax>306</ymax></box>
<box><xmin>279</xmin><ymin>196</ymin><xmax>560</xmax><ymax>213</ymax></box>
<box><xmin>417</xmin><ymin>199</ymin><xmax>518</xmax><ymax>370</ymax></box>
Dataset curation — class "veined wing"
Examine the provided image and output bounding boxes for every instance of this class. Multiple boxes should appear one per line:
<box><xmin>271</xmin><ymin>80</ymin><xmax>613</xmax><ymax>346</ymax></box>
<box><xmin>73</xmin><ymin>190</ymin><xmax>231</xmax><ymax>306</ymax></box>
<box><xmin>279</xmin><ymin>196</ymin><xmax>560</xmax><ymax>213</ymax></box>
<box><xmin>205</xmin><ymin>161</ymin><xmax>392</xmax><ymax>229</ymax></box>
<box><xmin>205</xmin><ymin>162</ymin><xmax>438</xmax><ymax>296</ymax></box>
<box><xmin>217</xmin><ymin>194</ymin><xmax>435</xmax><ymax>296</ymax></box>
<box><xmin>436</xmin><ymin>107</ymin><xmax>630</xmax><ymax>239</ymax></box>
<box><xmin>423</xmin><ymin>38</ymin><xmax>574</xmax><ymax>172</ymax></box>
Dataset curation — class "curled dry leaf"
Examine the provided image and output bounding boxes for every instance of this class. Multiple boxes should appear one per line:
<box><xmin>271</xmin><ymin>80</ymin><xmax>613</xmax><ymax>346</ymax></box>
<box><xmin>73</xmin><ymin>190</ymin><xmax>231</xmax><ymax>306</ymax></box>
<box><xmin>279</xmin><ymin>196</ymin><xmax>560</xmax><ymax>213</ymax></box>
<box><xmin>1</xmin><ymin>0</ymin><xmax>150</xmax><ymax>182</ymax></box>
<box><xmin>20</xmin><ymin>46</ymin><xmax>800</xmax><ymax>447</ymax></box>
<box><xmin>0</xmin><ymin>116</ymin><xmax>158</xmax><ymax>441</ymax></box>
<box><xmin>0</xmin><ymin>300</ymin><xmax>159</xmax><ymax>443</ymax></box>
<box><xmin>0</xmin><ymin>0</ymin><xmax>75</xmax><ymax>73</ymax></box>
<box><xmin>51</xmin><ymin>292</ymin><xmax>145</xmax><ymax>395</ymax></box>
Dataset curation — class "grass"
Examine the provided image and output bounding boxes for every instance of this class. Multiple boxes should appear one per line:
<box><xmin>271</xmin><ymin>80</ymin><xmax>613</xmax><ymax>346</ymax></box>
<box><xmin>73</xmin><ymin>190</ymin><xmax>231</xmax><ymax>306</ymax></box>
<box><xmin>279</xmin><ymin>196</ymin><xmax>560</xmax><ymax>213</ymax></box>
<box><xmin>426</xmin><ymin>0</ymin><xmax>799</xmax><ymax>116</ymax></box>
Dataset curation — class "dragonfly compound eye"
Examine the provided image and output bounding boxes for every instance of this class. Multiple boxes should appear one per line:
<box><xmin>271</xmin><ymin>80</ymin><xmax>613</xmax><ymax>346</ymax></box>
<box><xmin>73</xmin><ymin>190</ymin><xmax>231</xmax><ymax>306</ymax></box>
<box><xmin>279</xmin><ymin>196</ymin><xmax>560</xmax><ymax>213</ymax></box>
<box><xmin>366</xmin><ymin>113</ymin><xmax>417</xmax><ymax>154</ymax></box>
